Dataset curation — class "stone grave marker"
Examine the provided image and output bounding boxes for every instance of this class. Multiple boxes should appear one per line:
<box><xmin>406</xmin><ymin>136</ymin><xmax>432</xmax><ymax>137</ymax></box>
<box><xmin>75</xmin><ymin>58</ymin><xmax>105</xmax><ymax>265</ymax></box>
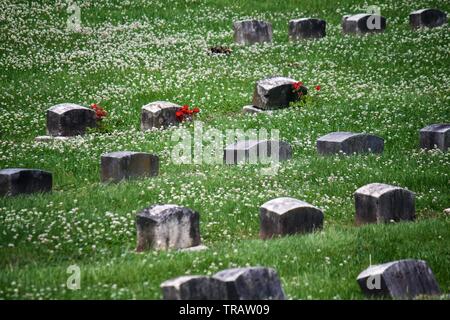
<box><xmin>213</xmin><ymin>267</ymin><xmax>286</xmax><ymax>300</ymax></box>
<box><xmin>136</xmin><ymin>204</ymin><xmax>200</xmax><ymax>251</ymax></box>
<box><xmin>161</xmin><ymin>275</ymin><xmax>227</xmax><ymax>300</ymax></box>
<box><xmin>354</xmin><ymin>183</ymin><xmax>415</xmax><ymax>225</ymax></box>
<box><xmin>342</xmin><ymin>13</ymin><xmax>387</xmax><ymax>34</ymax></box>
<box><xmin>101</xmin><ymin>151</ymin><xmax>159</xmax><ymax>183</ymax></box>
<box><xmin>46</xmin><ymin>103</ymin><xmax>96</xmax><ymax>137</ymax></box>
<box><xmin>288</xmin><ymin>18</ymin><xmax>326</xmax><ymax>40</ymax></box>
<box><xmin>410</xmin><ymin>9</ymin><xmax>447</xmax><ymax>29</ymax></box>
<box><xmin>0</xmin><ymin>168</ymin><xmax>52</xmax><ymax>197</ymax></box>
<box><xmin>419</xmin><ymin>124</ymin><xmax>449</xmax><ymax>151</ymax></box>
<box><xmin>141</xmin><ymin>101</ymin><xmax>181</xmax><ymax>131</ymax></box>
<box><xmin>357</xmin><ymin>259</ymin><xmax>441</xmax><ymax>299</ymax></box>
<box><xmin>223</xmin><ymin>140</ymin><xmax>292</xmax><ymax>164</ymax></box>
<box><xmin>317</xmin><ymin>132</ymin><xmax>384</xmax><ymax>155</ymax></box>
<box><xmin>233</xmin><ymin>20</ymin><xmax>273</xmax><ymax>45</ymax></box>
<box><xmin>260</xmin><ymin>197</ymin><xmax>324</xmax><ymax>239</ymax></box>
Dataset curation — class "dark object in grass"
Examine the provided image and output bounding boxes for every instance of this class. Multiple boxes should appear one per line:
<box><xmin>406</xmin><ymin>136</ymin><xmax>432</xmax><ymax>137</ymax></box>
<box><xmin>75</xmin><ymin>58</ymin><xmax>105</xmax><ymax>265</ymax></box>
<box><xmin>410</xmin><ymin>9</ymin><xmax>447</xmax><ymax>29</ymax></box>
<box><xmin>101</xmin><ymin>151</ymin><xmax>159</xmax><ymax>183</ymax></box>
<box><xmin>46</xmin><ymin>103</ymin><xmax>96</xmax><ymax>137</ymax></box>
<box><xmin>316</xmin><ymin>132</ymin><xmax>384</xmax><ymax>155</ymax></box>
<box><xmin>419</xmin><ymin>123</ymin><xmax>450</xmax><ymax>151</ymax></box>
<box><xmin>289</xmin><ymin>18</ymin><xmax>326</xmax><ymax>40</ymax></box>
<box><xmin>0</xmin><ymin>168</ymin><xmax>52</xmax><ymax>197</ymax></box>
<box><xmin>209</xmin><ymin>46</ymin><xmax>232</xmax><ymax>55</ymax></box>
<box><xmin>342</xmin><ymin>13</ymin><xmax>387</xmax><ymax>34</ymax></box>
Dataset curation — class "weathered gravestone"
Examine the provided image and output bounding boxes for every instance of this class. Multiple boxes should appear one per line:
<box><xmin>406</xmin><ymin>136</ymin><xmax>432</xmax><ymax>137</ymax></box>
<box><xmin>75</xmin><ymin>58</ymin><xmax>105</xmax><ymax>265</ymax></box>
<box><xmin>141</xmin><ymin>101</ymin><xmax>181</xmax><ymax>131</ymax></box>
<box><xmin>223</xmin><ymin>140</ymin><xmax>292</xmax><ymax>164</ymax></box>
<box><xmin>136</xmin><ymin>204</ymin><xmax>200</xmax><ymax>251</ymax></box>
<box><xmin>161</xmin><ymin>275</ymin><xmax>227</xmax><ymax>300</ymax></box>
<box><xmin>410</xmin><ymin>9</ymin><xmax>447</xmax><ymax>29</ymax></box>
<box><xmin>242</xmin><ymin>105</ymin><xmax>273</xmax><ymax>115</ymax></box>
<box><xmin>213</xmin><ymin>267</ymin><xmax>286</xmax><ymax>300</ymax></box>
<box><xmin>354</xmin><ymin>183</ymin><xmax>415</xmax><ymax>225</ymax></box>
<box><xmin>342</xmin><ymin>14</ymin><xmax>387</xmax><ymax>34</ymax></box>
<box><xmin>317</xmin><ymin>132</ymin><xmax>384</xmax><ymax>155</ymax></box>
<box><xmin>252</xmin><ymin>76</ymin><xmax>307</xmax><ymax>110</ymax></box>
<box><xmin>233</xmin><ymin>20</ymin><xmax>273</xmax><ymax>45</ymax></box>
<box><xmin>0</xmin><ymin>168</ymin><xmax>52</xmax><ymax>197</ymax></box>
<box><xmin>419</xmin><ymin>124</ymin><xmax>450</xmax><ymax>151</ymax></box>
<box><xmin>260</xmin><ymin>197</ymin><xmax>324</xmax><ymax>239</ymax></box>
<box><xmin>288</xmin><ymin>18</ymin><xmax>326</xmax><ymax>40</ymax></box>
<box><xmin>46</xmin><ymin>103</ymin><xmax>96</xmax><ymax>137</ymax></box>
<box><xmin>357</xmin><ymin>259</ymin><xmax>441</xmax><ymax>299</ymax></box>
<box><xmin>101</xmin><ymin>151</ymin><xmax>159</xmax><ymax>183</ymax></box>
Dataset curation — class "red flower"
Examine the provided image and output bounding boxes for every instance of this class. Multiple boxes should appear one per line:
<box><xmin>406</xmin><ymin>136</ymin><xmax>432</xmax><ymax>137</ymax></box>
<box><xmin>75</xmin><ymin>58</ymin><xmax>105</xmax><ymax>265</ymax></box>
<box><xmin>90</xmin><ymin>103</ymin><xmax>107</xmax><ymax>120</ymax></box>
<box><xmin>315</xmin><ymin>85</ymin><xmax>321</xmax><ymax>91</ymax></box>
<box><xmin>193</xmin><ymin>107</ymin><xmax>200</xmax><ymax>113</ymax></box>
<box><xmin>292</xmin><ymin>81</ymin><xmax>303</xmax><ymax>91</ymax></box>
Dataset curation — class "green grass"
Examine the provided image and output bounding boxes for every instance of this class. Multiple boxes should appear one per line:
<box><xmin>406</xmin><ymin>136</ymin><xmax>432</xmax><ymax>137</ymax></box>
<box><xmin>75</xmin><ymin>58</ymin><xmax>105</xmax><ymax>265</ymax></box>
<box><xmin>0</xmin><ymin>0</ymin><xmax>449</xmax><ymax>299</ymax></box>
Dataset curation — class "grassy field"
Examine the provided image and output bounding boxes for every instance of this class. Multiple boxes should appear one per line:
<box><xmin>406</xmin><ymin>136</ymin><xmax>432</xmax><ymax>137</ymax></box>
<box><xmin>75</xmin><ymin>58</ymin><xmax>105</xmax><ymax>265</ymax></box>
<box><xmin>0</xmin><ymin>0</ymin><xmax>449</xmax><ymax>299</ymax></box>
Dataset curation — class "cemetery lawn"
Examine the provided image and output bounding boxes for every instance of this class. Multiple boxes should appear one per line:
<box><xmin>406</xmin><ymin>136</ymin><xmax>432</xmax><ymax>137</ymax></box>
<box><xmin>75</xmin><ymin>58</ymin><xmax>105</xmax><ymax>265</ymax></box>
<box><xmin>0</xmin><ymin>0</ymin><xmax>449</xmax><ymax>299</ymax></box>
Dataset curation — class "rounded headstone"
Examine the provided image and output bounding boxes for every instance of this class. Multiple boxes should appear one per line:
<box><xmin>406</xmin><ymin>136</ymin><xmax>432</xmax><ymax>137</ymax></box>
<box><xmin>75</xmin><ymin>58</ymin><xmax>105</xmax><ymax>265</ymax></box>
<box><xmin>419</xmin><ymin>124</ymin><xmax>450</xmax><ymax>151</ymax></box>
<box><xmin>233</xmin><ymin>20</ymin><xmax>273</xmax><ymax>45</ymax></box>
<box><xmin>288</xmin><ymin>18</ymin><xmax>326</xmax><ymax>40</ymax></box>
<box><xmin>342</xmin><ymin>13</ymin><xmax>387</xmax><ymax>34</ymax></box>
<box><xmin>252</xmin><ymin>76</ymin><xmax>307</xmax><ymax>110</ymax></box>
<box><xmin>223</xmin><ymin>140</ymin><xmax>292</xmax><ymax>164</ymax></box>
<box><xmin>317</xmin><ymin>132</ymin><xmax>384</xmax><ymax>155</ymax></box>
<box><xmin>46</xmin><ymin>103</ymin><xmax>96</xmax><ymax>137</ymax></box>
<box><xmin>141</xmin><ymin>101</ymin><xmax>181</xmax><ymax>131</ymax></box>
<box><xmin>100</xmin><ymin>151</ymin><xmax>159</xmax><ymax>183</ymax></box>
<box><xmin>410</xmin><ymin>9</ymin><xmax>447</xmax><ymax>29</ymax></box>
<box><xmin>354</xmin><ymin>183</ymin><xmax>415</xmax><ymax>225</ymax></box>
<box><xmin>260</xmin><ymin>197</ymin><xmax>324</xmax><ymax>239</ymax></box>
<box><xmin>135</xmin><ymin>204</ymin><xmax>201</xmax><ymax>251</ymax></box>
<box><xmin>0</xmin><ymin>168</ymin><xmax>52</xmax><ymax>197</ymax></box>
<box><xmin>357</xmin><ymin>259</ymin><xmax>441</xmax><ymax>299</ymax></box>
<box><xmin>161</xmin><ymin>275</ymin><xmax>227</xmax><ymax>300</ymax></box>
<box><xmin>213</xmin><ymin>267</ymin><xmax>285</xmax><ymax>300</ymax></box>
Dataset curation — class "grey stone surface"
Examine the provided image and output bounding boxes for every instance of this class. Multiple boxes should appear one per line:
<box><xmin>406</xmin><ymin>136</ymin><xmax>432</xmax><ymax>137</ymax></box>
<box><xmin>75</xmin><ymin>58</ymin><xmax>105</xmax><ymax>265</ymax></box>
<box><xmin>242</xmin><ymin>105</ymin><xmax>273</xmax><ymax>114</ymax></box>
<box><xmin>410</xmin><ymin>9</ymin><xmax>447</xmax><ymax>29</ymax></box>
<box><xmin>46</xmin><ymin>103</ymin><xmax>96</xmax><ymax>137</ymax></box>
<box><xmin>357</xmin><ymin>259</ymin><xmax>441</xmax><ymax>299</ymax></box>
<box><xmin>213</xmin><ymin>267</ymin><xmax>285</xmax><ymax>300</ymax></box>
<box><xmin>260</xmin><ymin>197</ymin><xmax>323</xmax><ymax>239</ymax></box>
<box><xmin>354</xmin><ymin>183</ymin><xmax>415</xmax><ymax>225</ymax></box>
<box><xmin>0</xmin><ymin>168</ymin><xmax>52</xmax><ymax>197</ymax></box>
<box><xmin>342</xmin><ymin>13</ymin><xmax>387</xmax><ymax>34</ymax></box>
<box><xmin>444</xmin><ymin>208</ymin><xmax>450</xmax><ymax>215</ymax></box>
<box><xmin>252</xmin><ymin>76</ymin><xmax>306</xmax><ymax>110</ymax></box>
<box><xmin>317</xmin><ymin>132</ymin><xmax>384</xmax><ymax>155</ymax></box>
<box><xmin>419</xmin><ymin>123</ymin><xmax>450</xmax><ymax>151</ymax></box>
<box><xmin>223</xmin><ymin>140</ymin><xmax>292</xmax><ymax>164</ymax></box>
<box><xmin>141</xmin><ymin>101</ymin><xmax>181</xmax><ymax>131</ymax></box>
<box><xmin>233</xmin><ymin>20</ymin><xmax>272</xmax><ymax>45</ymax></box>
<box><xmin>289</xmin><ymin>18</ymin><xmax>326</xmax><ymax>40</ymax></box>
<box><xmin>136</xmin><ymin>204</ymin><xmax>200</xmax><ymax>251</ymax></box>
<box><xmin>101</xmin><ymin>151</ymin><xmax>159</xmax><ymax>183</ymax></box>
<box><xmin>161</xmin><ymin>275</ymin><xmax>227</xmax><ymax>300</ymax></box>
<box><xmin>35</xmin><ymin>135</ymin><xmax>71</xmax><ymax>142</ymax></box>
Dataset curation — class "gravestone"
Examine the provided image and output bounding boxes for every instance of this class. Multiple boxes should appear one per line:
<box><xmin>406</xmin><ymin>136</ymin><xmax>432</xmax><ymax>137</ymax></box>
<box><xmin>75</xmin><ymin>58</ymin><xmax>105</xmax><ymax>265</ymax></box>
<box><xmin>213</xmin><ymin>267</ymin><xmax>285</xmax><ymax>300</ymax></box>
<box><xmin>410</xmin><ymin>9</ymin><xmax>447</xmax><ymax>29</ymax></box>
<box><xmin>223</xmin><ymin>140</ymin><xmax>292</xmax><ymax>164</ymax></box>
<box><xmin>141</xmin><ymin>101</ymin><xmax>181</xmax><ymax>131</ymax></box>
<box><xmin>357</xmin><ymin>259</ymin><xmax>441</xmax><ymax>299</ymax></box>
<box><xmin>419</xmin><ymin>124</ymin><xmax>449</xmax><ymax>151</ymax></box>
<box><xmin>342</xmin><ymin>14</ymin><xmax>387</xmax><ymax>34</ymax></box>
<box><xmin>260</xmin><ymin>197</ymin><xmax>323</xmax><ymax>239</ymax></box>
<box><xmin>233</xmin><ymin>20</ymin><xmax>272</xmax><ymax>45</ymax></box>
<box><xmin>135</xmin><ymin>204</ymin><xmax>200</xmax><ymax>251</ymax></box>
<box><xmin>288</xmin><ymin>18</ymin><xmax>326</xmax><ymax>40</ymax></box>
<box><xmin>354</xmin><ymin>183</ymin><xmax>415</xmax><ymax>225</ymax></box>
<box><xmin>46</xmin><ymin>103</ymin><xmax>96</xmax><ymax>136</ymax></box>
<box><xmin>101</xmin><ymin>151</ymin><xmax>159</xmax><ymax>183</ymax></box>
<box><xmin>0</xmin><ymin>168</ymin><xmax>52</xmax><ymax>197</ymax></box>
<box><xmin>252</xmin><ymin>76</ymin><xmax>307</xmax><ymax>110</ymax></box>
<box><xmin>161</xmin><ymin>275</ymin><xmax>227</xmax><ymax>300</ymax></box>
<box><xmin>317</xmin><ymin>132</ymin><xmax>384</xmax><ymax>155</ymax></box>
